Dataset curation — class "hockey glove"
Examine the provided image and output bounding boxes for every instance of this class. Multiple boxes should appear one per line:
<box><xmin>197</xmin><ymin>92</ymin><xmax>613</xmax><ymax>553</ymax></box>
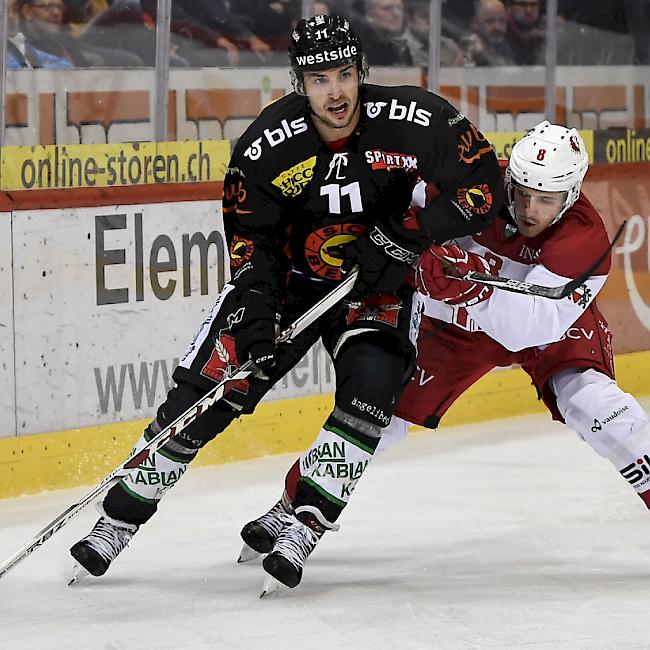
<box><xmin>342</xmin><ymin>221</ymin><xmax>426</xmax><ymax>300</ymax></box>
<box><xmin>232</xmin><ymin>287</ymin><xmax>280</xmax><ymax>379</ymax></box>
<box><xmin>341</xmin><ymin>167</ymin><xmax>425</xmax><ymax>300</ymax></box>
<box><xmin>415</xmin><ymin>244</ymin><xmax>493</xmax><ymax>307</ymax></box>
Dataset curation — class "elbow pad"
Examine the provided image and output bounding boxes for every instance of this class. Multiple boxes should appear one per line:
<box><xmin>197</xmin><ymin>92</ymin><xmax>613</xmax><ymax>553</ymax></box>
<box><xmin>417</xmin><ymin>197</ymin><xmax>496</xmax><ymax>244</ymax></box>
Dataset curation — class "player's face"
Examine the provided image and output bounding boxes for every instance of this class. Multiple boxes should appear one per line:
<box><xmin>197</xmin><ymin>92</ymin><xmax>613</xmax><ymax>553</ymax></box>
<box><xmin>512</xmin><ymin>184</ymin><xmax>566</xmax><ymax>237</ymax></box>
<box><xmin>304</xmin><ymin>65</ymin><xmax>361</xmax><ymax>140</ymax></box>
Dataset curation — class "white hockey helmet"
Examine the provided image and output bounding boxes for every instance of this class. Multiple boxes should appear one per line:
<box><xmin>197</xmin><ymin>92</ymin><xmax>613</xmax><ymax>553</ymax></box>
<box><xmin>506</xmin><ymin>120</ymin><xmax>589</xmax><ymax>224</ymax></box>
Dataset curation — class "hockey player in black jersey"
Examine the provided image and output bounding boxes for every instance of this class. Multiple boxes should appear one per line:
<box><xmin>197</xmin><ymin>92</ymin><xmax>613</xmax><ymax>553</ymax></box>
<box><xmin>70</xmin><ymin>13</ymin><xmax>503</xmax><ymax>589</ymax></box>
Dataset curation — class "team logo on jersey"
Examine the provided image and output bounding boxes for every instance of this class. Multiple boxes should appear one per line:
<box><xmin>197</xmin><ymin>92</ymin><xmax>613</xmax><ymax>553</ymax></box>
<box><xmin>458</xmin><ymin>124</ymin><xmax>493</xmax><ymax>164</ymax></box>
<box><xmin>305</xmin><ymin>223</ymin><xmax>366</xmax><ymax>280</ymax></box>
<box><xmin>456</xmin><ymin>184</ymin><xmax>493</xmax><ymax>216</ymax></box>
<box><xmin>570</xmin><ymin>283</ymin><xmax>592</xmax><ymax>308</ymax></box>
<box><xmin>271</xmin><ymin>156</ymin><xmax>317</xmax><ymax>197</ymax></box>
<box><xmin>569</xmin><ymin>134</ymin><xmax>582</xmax><ymax>154</ymax></box>
<box><xmin>229</xmin><ymin>235</ymin><xmax>254</xmax><ymax>268</ymax></box>
<box><xmin>365</xmin><ymin>150</ymin><xmax>418</xmax><ymax>171</ymax></box>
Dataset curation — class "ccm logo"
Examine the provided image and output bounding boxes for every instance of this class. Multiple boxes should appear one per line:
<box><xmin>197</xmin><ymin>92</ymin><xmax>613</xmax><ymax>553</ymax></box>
<box><xmin>369</xmin><ymin>226</ymin><xmax>418</xmax><ymax>263</ymax></box>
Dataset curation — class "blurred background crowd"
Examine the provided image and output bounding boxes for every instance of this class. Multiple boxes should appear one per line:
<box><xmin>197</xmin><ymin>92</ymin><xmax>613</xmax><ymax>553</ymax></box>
<box><xmin>6</xmin><ymin>0</ymin><xmax>650</xmax><ymax>70</ymax></box>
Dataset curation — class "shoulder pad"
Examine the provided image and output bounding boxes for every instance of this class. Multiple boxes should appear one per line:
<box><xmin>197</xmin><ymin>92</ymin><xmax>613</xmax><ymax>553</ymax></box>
<box><xmin>361</xmin><ymin>84</ymin><xmax>448</xmax><ymax>128</ymax></box>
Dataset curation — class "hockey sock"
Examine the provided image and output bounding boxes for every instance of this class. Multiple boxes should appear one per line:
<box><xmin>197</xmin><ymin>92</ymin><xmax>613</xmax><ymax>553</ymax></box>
<box><xmin>282</xmin><ymin>416</ymin><xmax>408</xmax><ymax>504</ymax></box>
<box><xmin>606</xmin><ymin>424</ymin><xmax>650</xmax><ymax>509</ymax></box>
<box><xmin>552</xmin><ymin>368</ymin><xmax>650</xmax><ymax>508</ymax></box>
<box><xmin>103</xmin><ymin>421</ymin><xmax>198</xmax><ymax>525</ymax></box>
<box><xmin>294</xmin><ymin>409</ymin><xmax>381</xmax><ymax>531</ymax></box>
<box><xmin>284</xmin><ymin>459</ymin><xmax>301</xmax><ymax>503</ymax></box>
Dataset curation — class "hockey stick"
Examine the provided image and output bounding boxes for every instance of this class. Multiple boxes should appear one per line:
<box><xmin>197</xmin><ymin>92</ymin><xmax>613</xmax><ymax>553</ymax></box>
<box><xmin>0</xmin><ymin>268</ymin><xmax>358</xmax><ymax>581</ymax></box>
<box><xmin>444</xmin><ymin>221</ymin><xmax>626</xmax><ymax>300</ymax></box>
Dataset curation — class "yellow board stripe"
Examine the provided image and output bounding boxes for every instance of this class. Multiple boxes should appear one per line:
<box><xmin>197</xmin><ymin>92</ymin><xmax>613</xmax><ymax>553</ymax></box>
<box><xmin>0</xmin><ymin>140</ymin><xmax>230</xmax><ymax>191</ymax></box>
<box><xmin>1</xmin><ymin>350</ymin><xmax>649</xmax><ymax>500</ymax></box>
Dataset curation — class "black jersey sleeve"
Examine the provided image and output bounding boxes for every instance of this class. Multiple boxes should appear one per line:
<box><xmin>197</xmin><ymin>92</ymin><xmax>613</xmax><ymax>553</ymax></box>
<box><xmin>417</xmin><ymin>104</ymin><xmax>504</xmax><ymax>243</ymax></box>
<box><xmin>222</xmin><ymin>155</ymin><xmax>289</xmax><ymax>297</ymax></box>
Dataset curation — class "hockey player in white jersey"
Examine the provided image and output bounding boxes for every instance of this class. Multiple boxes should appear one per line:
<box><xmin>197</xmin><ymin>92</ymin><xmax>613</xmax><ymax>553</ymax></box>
<box><xmin>241</xmin><ymin>121</ymin><xmax>650</xmax><ymax>580</ymax></box>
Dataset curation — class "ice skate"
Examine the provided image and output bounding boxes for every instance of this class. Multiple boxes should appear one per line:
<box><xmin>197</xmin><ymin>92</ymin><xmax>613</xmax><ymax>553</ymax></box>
<box><xmin>238</xmin><ymin>493</ymin><xmax>294</xmax><ymax>563</ymax></box>
<box><xmin>68</xmin><ymin>561</ymin><xmax>90</xmax><ymax>586</ymax></box>
<box><xmin>259</xmin><ymin>573</ymin><xmax>285</xmax><ymax>598</ymax></box>
<box><xmin>261</xmin><ymin>515</ymin><xmax>322</xmax><ymax>589</ymax></box>
<box><xmin>69</xmin><ymin>504</ymin><xmax>139</xmax><ymax>579</ymax></box>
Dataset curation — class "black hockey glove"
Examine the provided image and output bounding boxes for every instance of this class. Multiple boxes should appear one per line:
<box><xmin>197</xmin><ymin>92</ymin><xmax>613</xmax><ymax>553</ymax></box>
<box><xmin>342</xmin><ymin>220</ymin><xmax>427</xmax><ymax>300</ymax></box>
<box><xmin>232</xmin><ymin>287</ymin><xmax>280</xmax><ymax>379</ymax></box>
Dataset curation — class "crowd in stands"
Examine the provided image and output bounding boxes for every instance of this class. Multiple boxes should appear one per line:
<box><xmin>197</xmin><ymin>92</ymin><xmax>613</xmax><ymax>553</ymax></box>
<box><xmin>5</xmin><ymin>0</ymin><xmax>650</xmax><ymax>69</ymax></box>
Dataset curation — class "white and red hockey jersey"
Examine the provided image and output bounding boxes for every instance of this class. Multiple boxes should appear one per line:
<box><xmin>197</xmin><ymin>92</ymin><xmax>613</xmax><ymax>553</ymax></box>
<box><xmin>414</xmin><ymin>178</ymin><xmax>612</xmax><ymax>352</ymax></box>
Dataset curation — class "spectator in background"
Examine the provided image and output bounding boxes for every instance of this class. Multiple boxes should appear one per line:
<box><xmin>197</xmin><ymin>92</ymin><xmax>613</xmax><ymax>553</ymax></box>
<box><xmin>17</xmin><ymin>0</ymin><xmax>142</xmax><ymax>66</ymax></box>
<box><xmin>441</xmin><ymin>0</ymin><xmax>475</xmax><ymax>41</ymax></box>
<box><xmin>7</xmin><ymin>0</ymin><xmax>73</xmax><ymax>68</ymax></box>
<box><xmin>404</xmin><ymin>0</ymin><xmax>464</xmax><ymax>67</ymax></box>
<box><xmin>62</xmin><ymin>0</ymin><xmax>107</xmax><ymax>35</ymax></box>
<box><xmin>17</xmin><ymin>0</ymin><xmax>101</xmax><ymax>64</ymax></box>
<box><xmin>505</xmin><ymin>0</ymin><xmax>545</xmax><ymax>65</ymax></box>
<box><xmin>166</xmin><ymin>0</ymin><xmax>242</xmax><ymax>66</ymax></box>
<box><xmin>174</xmin><ymin>0</ymin><xmax>272</xmax><ymax>64</ymax></box>
<box><xmin>462</xmin><ymin>0</ymin><xmax>516</xmax><ymax>66</ymax></box>
<box><xmin>229</xmin><ymin>0</ymin><xmax>300</xmax><ymax>55</ymax></box>
<box><xmin>79</xmin><ymin>0</ymin><xmax>194</xmax><ymax>67</ymax></box>
<box><xmin>352</xmin><ymin>0</ymin><xmax>413</xmax><ymax>66</ymax></box>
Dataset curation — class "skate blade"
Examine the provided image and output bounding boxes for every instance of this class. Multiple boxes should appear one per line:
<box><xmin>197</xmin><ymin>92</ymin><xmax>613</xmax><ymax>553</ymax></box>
<box><xmin>68</xmin><ymin>562</ymin><xmax>90</xmax><ymax>586</ymax></box>
<box><xmin>238</xmin><ymin>542</ymin><xmax>262</xmax><ymax>564</ymax></box>
<box><xmin>260</xmin><ymin>574</ymin><xmax>285</xmax><ymax>598</ymax></box>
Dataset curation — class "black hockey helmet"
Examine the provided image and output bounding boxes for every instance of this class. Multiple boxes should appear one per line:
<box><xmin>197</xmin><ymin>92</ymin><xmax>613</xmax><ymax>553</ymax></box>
<box><xmin>288</xmin><ymin>14</ymin><xmax>368</xmax><ymax>94</ymax></box>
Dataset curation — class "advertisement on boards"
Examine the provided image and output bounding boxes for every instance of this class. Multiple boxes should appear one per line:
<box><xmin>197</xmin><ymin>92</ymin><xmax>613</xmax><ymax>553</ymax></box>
<box><xmin>585</xmin><ymin>167</ymin><xmax>650</xmax><ymax>353</ymax></box>
<box><xmin>8</xmin><ymin>199</ymin><xmax>335</xmax><ymax>437</ymax></box>
<box><xmin>10</xmin><ymin>201</ymin><xmax>225</xmax><ymax>435</ymax></box>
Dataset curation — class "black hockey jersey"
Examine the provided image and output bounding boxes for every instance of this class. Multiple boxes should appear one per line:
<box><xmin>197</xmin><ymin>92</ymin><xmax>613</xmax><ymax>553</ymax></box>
<box><xmin>222</xmin><ymin>83</ymin><xmax>503</xmax><ymax>295</ymax></box>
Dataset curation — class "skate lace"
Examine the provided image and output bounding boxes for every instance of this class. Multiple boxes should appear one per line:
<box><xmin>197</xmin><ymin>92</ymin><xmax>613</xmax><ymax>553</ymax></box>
<box><xmin>84</xmin><ymin>517</ymin><xmax>136</xmax><ymax>564</ymax></box>
<box><xmin>273</xmin><ymin>521</ymin><xmax>320</xmax><ymax>570</ymax></box>
<box><xmin>256</xmin><ymin>500</ymin><xmax>294</xmax><ymax>538</ymax></box>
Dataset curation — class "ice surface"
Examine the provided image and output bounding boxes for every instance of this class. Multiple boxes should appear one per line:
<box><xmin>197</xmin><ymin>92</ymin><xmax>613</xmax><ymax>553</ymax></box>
<box><xmin>2</xmin><ymin>404</ymin><xmax>650</xmax><ymax>650</ymax></box>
